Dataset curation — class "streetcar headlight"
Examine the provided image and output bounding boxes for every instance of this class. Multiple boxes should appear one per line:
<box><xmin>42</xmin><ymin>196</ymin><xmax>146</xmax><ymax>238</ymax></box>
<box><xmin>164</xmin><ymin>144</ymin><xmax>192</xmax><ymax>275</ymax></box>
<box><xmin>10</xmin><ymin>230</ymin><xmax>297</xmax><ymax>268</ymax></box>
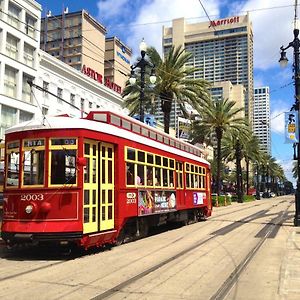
<box><xmin>25</xmin><ymin>205</ymin><xmax>33</xmax><ymax>214</ymax></box>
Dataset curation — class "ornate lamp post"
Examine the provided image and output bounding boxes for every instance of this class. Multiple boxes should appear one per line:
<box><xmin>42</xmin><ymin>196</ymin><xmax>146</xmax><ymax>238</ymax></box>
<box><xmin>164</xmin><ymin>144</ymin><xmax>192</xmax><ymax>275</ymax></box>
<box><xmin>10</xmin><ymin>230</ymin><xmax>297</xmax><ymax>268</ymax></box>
<box><xmin>129</xmin><ymin>39</ymin><xmax>156</xmax><ymax>123</ymax></box>
<box><xmin>279</xmin><ymin>21</ymin><xmax>300</xmax><ymax>226</ymax></box>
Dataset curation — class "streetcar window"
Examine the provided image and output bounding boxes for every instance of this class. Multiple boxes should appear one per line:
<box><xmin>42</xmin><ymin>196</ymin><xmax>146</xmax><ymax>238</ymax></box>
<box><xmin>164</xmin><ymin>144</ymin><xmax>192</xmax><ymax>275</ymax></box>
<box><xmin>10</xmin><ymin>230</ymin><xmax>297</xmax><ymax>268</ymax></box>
<box><xmin>138</xmin><ymin>151</ymin><xmax>145</xmax><ymax>162</ymax></box>
<box><xmin>147</xmin><ymin>153</ymin><xmax>154</xmax><ymax>164</ymax></box>
<box><xmin>23</xmin><ymin>150</ymin><xmax>45</xmax><ymax>185</ymax></box>
<box><xmin>137</xmin><ymin>164</ymin><xmax>145</xmax><ymax>186</ymax></box>
<box><xmin>149</xmin><ymin>131</ymin><xmax>156</xmax><ymax>139</ymax></box>
<box><xmin>50</xmin><ymin>150</ymin><xmax>76</xmax><ymax>184</ymax></box>
<box><xmin>111</xmin><ymin>115</ymin><xmax>121</xmax><ymax>126</ymax></box>
<box><xmin>127</xmin><ymin>148</ymin><xmax>135</xmax><ymax>161</ymax></box>
<box><xmin>7</xmin><ymin>149</ymin><xmax>20</xmax><ymax>187</ymax></box>
<box><xmin>132</xmin><ymin>124</ymin><xmax>140</xmax><ymax>134</ymax></box>
<box><xmin>126</xmin><ymin>162</ymin><xmax>135</xmax><ymax>185</ymax></box>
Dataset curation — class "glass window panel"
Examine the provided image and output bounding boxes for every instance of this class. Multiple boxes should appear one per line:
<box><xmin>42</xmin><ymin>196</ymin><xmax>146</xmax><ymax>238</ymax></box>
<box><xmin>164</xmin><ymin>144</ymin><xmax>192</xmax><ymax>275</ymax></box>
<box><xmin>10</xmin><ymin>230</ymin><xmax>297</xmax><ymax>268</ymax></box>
<box><xmin>84</xmin><ymin>143</ymin><xmax>90</xmax><ymax>155</ymax></box>
<box><xmin>155</xmin><ymin>167</ymin><xmax>161</xmax><ymax>186</ymax></box>
<box><xmin>108</xmin><ymin>190</ymin><xmax>112</xmax><ymax>203</ymax></box>
<box><xmin>163</xmin><ymin>157</ymin><xmax>168</xmax><ymax>167</ymax></box>
<box><xmin>84</xmin><ymin>157</ymin><xmax>90</xmax><ymax>183</ymax></box>
<box><xmin>169</xmin><ymin>170</ymin><xmax>174</xmax><ymax>187</ymax></box>
<box><xmin>93</xmin><ymin>190</ymin><xmax>96</xmax><ymax>205</ymax></box>
<box><xmin>84</xmin><ymin>207</ymin><xmax>89</xmax><ymax>223</ymax></box>
<box><xmin>137</xmin><ymin>164</ymin><xmax>145</xmax><ymax>185</ymax></box>
<box><xmin>147</xmin><ymin>166</ymin><xmax>154</xmax><ymax>186</ymax></box>
<box><xmin>138</xmin><ymin>151</ymin><xmax>145</xmax><ymax>162</ymax></box>
<box><xmin>102</xmin><ymin>207</ymin><xmax>106</xmax><ymax>220</ymax></box>
<box><xmin>155</xmin><ymin>156</ymin><xmax>161</xmax><ymax>165</ymax></box>
<box><xmin>147</xmin><ymin>153</ymin><xmax>153</xmax><ymax>164</ymax></box>
<box><xmin>92</xmin><ymin>158</ymin><xmax>96</xmax><ymax>183</ymax></box>
<box><xmin>51</xmin><ymin>150</ymin><xmax>76</xmax><ymax>185</ymax></box>
<box><xmin>163</xmin><ymin>169</ymin><xmax>168</xmax><ymax>187</ymax></box>
<box><xmin>92</xmin><ymin>207</ymin><xmax>96</xmax><ymax>222</ymax></box>
<box><xmin>126</xmin><ymin>162</ymin><xmax>135</xmax><ymax>185</ymax></box>
<box><xmin>186</xmin><ymin>174</ymin><xmax>190</xmax><ymax>188</ymax></box>
<box><xmin>102</xmin><ymin>160</ymin><xmax>105</xmax><ymax>184</ymax></box>
<box><xmin>108</xmin><ymin>206</ymin><xmax>113</xmax><ymax>220</ymax></box>
<box><xmin>170</xmin><ymin>159</ymin><xmax>174</xmax><ymax>169</ymax></box>
<box><xmin>102</xmin><ymin>146</ymin><xmax>105</xmax><ymax>157</ymax></box>
<box><xmin>127</xmin><ymin>148</ymin><xmax>135</xmax><ymax>161</ymax></box>
<box><xmin>7</xmin><ymin>151</ymin><xmax>20</xmax><ymax>186</ymax></box>
<box><xmin>108</xmin><ymin>161</ymin><xmax>112</xmax><ymax>183</ymax></box>
<box><xmin>102</xmin><ymin>190</ymin><xmax>105</xmax><ymax>204</ymax></box>
<box><xmin>93</xmin><ymin>145</ymin><xmax>96</xmax><ymax>156</ymax></box>
<box><xmin>23</xmin><ymin>150</ymin><xmax>45</xmax><ymax>185</ymax></box>
<box><xmin>84</xmin><ymin>190</ymin><xmax>89</xmax><ymax>205</ymax></box>
<box><xmin>107</xmin><ymin>147</ymin><xmax>112</xmax><ymax>158</ymax></box>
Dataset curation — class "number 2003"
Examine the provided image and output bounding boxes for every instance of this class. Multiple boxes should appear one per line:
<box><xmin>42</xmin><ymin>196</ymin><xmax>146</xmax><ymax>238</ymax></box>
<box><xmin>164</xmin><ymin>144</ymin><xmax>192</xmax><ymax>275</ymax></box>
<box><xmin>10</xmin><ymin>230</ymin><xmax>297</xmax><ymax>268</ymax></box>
<box><xmin>20</xmin><ymin>194</ymin><xmax>44</xmax><ymax>201</ymax></box>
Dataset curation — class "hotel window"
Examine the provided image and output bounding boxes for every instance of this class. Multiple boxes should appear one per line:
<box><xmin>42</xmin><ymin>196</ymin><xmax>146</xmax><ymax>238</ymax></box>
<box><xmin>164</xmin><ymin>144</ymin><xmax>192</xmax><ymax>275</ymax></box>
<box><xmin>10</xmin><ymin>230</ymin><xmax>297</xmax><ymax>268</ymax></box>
<box><xmin>25</xmin><ymin>14</ymin><xmax>36</xmax><ymax>38</ymax></box>
<box><xmin>4</xmin><ymin>66</ymin><xmax>17</xmax><ymax>98</ymax></box>
<box><xmin>20</xmin><ymin>110</ymin><xmax>33</xmax><ymax>123</ymax></box>
<box><xmin>22</xmin><ymin>74</ymin><xmax>33</xmax><ymax>103</ymax></box>
<box><xmin>6</xmin><ymin>34</ymin><xmax>18</xmax><ymax>59</ymax></box>
<box><xmin>8</xmin><ymin>2</ymin><xmax>21</xmax><ymax>29</ymax></box>
<box><xmin>42</xmin><ymin>106</ymin><xmax>48</xmax><ymax>116</ymax></box>
<box><xmin>43</xmin><ymin>81</ymin><xmax>49</xmax><ymax>96</ymax></box>
<box><xmin>81</xmin><ymin>98</ymin><xmax>85</xmax><ymax>112</ymax></box>
<box><xmin>70</xmin><ymin>93</ymin><xmax>75</xmax><ymax>106</ymax></box>
<box><xmin>24</xmin><ymin>44</ymin><xmax>35</xmax><ymax>68</ymax></box>
<box><xmin>57</xmin><ymin>88</ymin><xmax>63</xmax><ymax>103</ymax></box>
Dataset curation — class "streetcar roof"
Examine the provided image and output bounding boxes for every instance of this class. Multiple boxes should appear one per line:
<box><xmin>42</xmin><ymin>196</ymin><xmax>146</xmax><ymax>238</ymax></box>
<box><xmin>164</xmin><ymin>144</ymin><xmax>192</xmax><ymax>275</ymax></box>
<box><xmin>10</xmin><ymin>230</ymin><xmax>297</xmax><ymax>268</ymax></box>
<box><xmin>5</xmin><ymin>112</ymin><xmax>210</xmax><ymax>166</ymax></box>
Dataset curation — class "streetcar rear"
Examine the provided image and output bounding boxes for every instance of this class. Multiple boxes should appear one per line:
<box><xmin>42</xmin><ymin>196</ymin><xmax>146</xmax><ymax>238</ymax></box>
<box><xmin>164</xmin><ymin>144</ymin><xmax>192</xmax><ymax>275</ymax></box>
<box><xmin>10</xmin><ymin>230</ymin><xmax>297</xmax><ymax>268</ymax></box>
<box><xmin>1</xmin><ymin>132</ymin><xmax>83</xmax><ymax>246</ymax></box>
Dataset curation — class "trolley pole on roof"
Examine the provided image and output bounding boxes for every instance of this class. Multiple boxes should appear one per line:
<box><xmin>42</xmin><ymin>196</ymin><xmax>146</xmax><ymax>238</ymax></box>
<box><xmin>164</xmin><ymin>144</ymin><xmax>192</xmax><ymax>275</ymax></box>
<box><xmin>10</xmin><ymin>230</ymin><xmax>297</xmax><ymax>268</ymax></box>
<box><xmin>279</xmin><ymin>0</ymin><xmax>300</xmax><ymax>226</ymax></box>
<box><xmin>129</xmin><ymin>39</ymin><xmax>156</xmax><ymax>123</ymax></box>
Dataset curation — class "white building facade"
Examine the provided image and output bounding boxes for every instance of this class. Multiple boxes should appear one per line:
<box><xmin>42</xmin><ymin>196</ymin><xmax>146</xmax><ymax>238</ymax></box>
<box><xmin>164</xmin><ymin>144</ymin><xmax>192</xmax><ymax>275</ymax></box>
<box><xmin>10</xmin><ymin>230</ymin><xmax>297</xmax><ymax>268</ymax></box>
<box><xmin>253</xmin><ymin>87</ymin><xmax>271</xmax><ymax>154</ymax></box>
<box><xmin>0</xmin><ymin>0</ymin><xmax>125</xmax><ymax>140</ymax></box>
<box><xmin>0</xmin><ymin>0</ymin><xmax>41</xmax><ymax>139</ymax></box>
<box><xmin>36</xmin><ymin>51</ymin><xmax>124</xmax><ymax>118</ymax></box>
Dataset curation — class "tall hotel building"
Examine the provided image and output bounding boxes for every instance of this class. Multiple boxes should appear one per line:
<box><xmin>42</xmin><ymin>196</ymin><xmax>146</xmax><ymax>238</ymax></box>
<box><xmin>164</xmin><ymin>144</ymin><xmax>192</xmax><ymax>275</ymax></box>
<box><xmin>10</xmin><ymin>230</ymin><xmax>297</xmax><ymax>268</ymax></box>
<box><xmin>253</xmin><ymin>87</ymin><xmax>271</xmax><ymax>154</ymax></box>
<box><xmin>40</xmin><ymin>10</ymin><xmax>132</xmax><ymax>92</ymax></box>
<box><xmin>162</xmin><ymin>14</ymin><xmax>254</xmax><ymax>130</ymax></box>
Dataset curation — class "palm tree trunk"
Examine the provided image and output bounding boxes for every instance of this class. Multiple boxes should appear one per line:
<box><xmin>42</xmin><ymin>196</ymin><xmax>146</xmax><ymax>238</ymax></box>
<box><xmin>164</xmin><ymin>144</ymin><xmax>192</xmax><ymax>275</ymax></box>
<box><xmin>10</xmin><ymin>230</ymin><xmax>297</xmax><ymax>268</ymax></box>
<box><xmin>246</xmin><ymin>158</ymin><xmax>249</xmax><ymax>195</ymax></box>
<box><xmin>236</xmin><ymin>139</ymin><xmax>243</xmax><ymax>202</ymax></box>
<box><xmin>160</xmin><ymin>93</ymin><xmax>172</xmax><ymax>134</ymax></box>
<box><xmin>216</xmin><ymin>128</ymin><xmax>222</xmax><ymax>196</ymax></box>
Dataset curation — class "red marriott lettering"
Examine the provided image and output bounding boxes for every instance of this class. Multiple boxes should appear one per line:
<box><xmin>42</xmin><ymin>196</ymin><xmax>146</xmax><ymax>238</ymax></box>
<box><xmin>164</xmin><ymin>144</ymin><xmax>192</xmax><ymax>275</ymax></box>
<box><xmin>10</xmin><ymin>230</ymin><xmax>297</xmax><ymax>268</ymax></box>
<box><xmin>81</xmin><ymin>65</ymin><xmax>122</xmax><ymax>94</ymax></box>
<box><xmin>209</xmin><ymin>16</ymin><xmax>240</xmax><ymax>28</ymax></box>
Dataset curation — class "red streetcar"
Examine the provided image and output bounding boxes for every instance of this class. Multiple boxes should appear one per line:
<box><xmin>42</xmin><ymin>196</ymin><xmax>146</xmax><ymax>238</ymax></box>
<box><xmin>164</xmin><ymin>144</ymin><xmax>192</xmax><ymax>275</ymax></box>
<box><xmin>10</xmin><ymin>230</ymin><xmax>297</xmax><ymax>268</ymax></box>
<box><xmin>1</xmin><ymin>111</ymin><xmax>212</xmax><ymax>249</ymax></box>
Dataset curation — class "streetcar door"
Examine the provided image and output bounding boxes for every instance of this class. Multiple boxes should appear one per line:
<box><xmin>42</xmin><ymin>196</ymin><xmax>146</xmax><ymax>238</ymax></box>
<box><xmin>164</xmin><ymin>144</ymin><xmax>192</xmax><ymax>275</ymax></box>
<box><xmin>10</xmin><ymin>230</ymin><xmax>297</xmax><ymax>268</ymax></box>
<box><xmin>83</xmin><ymin>140</ymin><xmax>99</xmax><ymax>234</ymax></box>
<box><xmin>99</xmin><ymin>142</ymin><xmax>114</xmax><ymax>231</ymax></box>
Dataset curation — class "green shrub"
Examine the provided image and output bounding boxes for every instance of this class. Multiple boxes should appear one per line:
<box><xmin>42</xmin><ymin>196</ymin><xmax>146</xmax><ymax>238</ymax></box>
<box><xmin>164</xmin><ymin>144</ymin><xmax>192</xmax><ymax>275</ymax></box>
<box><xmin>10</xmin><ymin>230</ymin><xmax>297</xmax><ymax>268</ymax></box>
<box><xmin>212</xmin><ymin>195</ymin><xmax>231</xmax><ymax>206</ymax></box>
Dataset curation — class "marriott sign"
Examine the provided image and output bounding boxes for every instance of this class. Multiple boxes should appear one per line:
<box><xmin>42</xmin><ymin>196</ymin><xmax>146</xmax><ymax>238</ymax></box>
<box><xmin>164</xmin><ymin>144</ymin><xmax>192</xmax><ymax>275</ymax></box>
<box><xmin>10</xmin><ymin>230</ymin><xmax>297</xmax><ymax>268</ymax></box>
<box><xmin>209</xmin><ymin>16</ymin><xmax>240</xmax><ymax>28</ymax></box>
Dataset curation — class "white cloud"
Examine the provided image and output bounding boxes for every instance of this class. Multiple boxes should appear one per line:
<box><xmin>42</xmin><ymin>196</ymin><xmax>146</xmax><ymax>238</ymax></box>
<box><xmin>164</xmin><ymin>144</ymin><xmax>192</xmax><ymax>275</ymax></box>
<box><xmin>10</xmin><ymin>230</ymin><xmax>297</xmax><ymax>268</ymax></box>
<box><xmin>105</xmin><ymin>0</ymin><xmax>222</xmax><ymax>56</ymax></box>
<box><xmin>230</xmin><ymin>0</ymin><xmax>295</xmax><ymax>70</ymax></box>
<box><xmin>270</xmin><ymin>106</ymin><xmax>288</xmax><ymax>134</ymax></box>
<box><xmin>97</xmin><ymin>0</ymin><xmax>129</xmax><ymax>19</ymax></box>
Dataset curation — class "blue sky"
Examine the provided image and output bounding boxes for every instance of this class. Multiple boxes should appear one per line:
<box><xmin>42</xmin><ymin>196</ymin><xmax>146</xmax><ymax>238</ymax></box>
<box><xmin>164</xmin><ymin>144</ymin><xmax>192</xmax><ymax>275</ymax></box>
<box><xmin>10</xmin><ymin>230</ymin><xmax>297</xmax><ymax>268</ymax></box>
<box><xmin>37</xmin><ymin>0</ymin><xmax>297</xmax><ymax>184</ymax></box>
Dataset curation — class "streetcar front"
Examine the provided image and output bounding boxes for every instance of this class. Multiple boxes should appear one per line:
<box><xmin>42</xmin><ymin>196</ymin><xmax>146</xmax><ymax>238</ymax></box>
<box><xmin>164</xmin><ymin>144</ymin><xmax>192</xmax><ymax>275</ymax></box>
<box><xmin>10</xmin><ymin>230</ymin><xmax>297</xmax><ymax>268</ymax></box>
<box><xmin>1</xmin><ymin>131</ymin><xmax>83</xmax><ymax>246</ymax></box>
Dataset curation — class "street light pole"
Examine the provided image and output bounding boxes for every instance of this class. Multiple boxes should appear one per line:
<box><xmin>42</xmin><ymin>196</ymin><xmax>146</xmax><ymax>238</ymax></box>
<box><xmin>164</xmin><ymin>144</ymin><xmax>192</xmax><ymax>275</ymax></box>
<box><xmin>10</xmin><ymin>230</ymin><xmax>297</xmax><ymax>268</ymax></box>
<box><xmin>279</xmin><ymin>21</ymin><xmax>300</xmax><ymax>226</ymax></box>
<box><xmin>130</xmin><ymin>39</ymin><xmax>156</xmax><ymax>123</ymax></box>
<box><xmin>256</xmin><ymin>163</ymin><xmax>260</xmax><ymax>200</ymax></box>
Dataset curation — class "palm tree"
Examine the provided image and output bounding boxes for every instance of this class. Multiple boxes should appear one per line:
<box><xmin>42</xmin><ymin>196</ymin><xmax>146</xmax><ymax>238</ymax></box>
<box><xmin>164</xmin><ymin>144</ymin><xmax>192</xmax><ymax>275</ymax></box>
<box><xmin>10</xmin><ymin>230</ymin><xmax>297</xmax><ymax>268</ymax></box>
<box><xmin>122</xmin><ymin>45</ymin><xmax>211</xmax><ymax>133</ymax></box>
<box><xmin>191</xmin><ymin>97</ymin><xmax>248</xmax><ymax>196</ymax></box>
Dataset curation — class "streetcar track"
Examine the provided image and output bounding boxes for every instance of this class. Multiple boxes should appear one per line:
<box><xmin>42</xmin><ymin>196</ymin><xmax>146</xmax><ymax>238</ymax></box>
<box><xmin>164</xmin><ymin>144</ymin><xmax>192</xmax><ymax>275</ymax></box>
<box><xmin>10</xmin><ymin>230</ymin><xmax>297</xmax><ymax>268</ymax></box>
<box><xmin>209</xmin><ymin>202</ymin><xmax>293</xmax><ymax>300</ymax></box>
<box><xmin>89</xmin><ymin>200</ymin><xmax>293</xmax><ymax>300</ymax></box>
<box><xmin>0</xmin><ymin>199</ymin><xmax>291</xmax><ymax>287</ymax></box>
